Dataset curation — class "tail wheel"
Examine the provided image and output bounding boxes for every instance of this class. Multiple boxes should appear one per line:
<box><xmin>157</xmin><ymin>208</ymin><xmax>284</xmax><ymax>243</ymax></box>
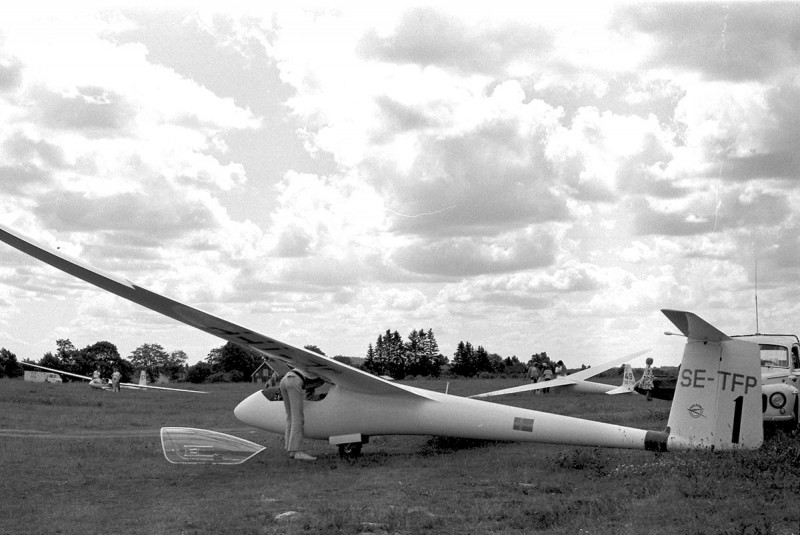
<box><xmin>337</xmin><ymin>442</ymin><xmax>362</xmax><ymax>460</ymax></box>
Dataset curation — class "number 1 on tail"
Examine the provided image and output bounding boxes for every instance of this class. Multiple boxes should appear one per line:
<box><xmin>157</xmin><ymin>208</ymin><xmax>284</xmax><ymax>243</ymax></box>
<box><xmin>731</xmin><ymin>396</ymin><xmax>743</xmax><ymax>444</ymax></box>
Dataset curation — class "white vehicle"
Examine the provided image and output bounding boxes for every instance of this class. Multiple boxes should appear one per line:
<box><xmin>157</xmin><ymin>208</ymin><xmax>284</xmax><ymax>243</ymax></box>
<box><xmin>731</xmin><ymin>333</ymin><xmax>800</xmax><ymax>426</ymax></box>
<box><xmin>23</xmin><ymin>370</ymin><xmax>62</xmax><ymax>384</ymax></box>
<box><xmin>0</xmin><ymin>223</ymin><xmax>768</xmax><ymax>464</ymax></box>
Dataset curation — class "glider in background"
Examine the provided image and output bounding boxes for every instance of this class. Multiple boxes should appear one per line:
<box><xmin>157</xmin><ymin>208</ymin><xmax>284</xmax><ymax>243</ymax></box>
<box><xmin>0</xmin><ymin>223</ymin><xmax>775</xmax><ymax>463</ymax></box>
<box><xmin>470</xmin><ymin>356</ymin><xmax>641</xmax><ymax>399</ymax></box>
<box><xmin>21</xmin><ymin>362</ymin><xmax>207</xmax><ymax>394</ymax></box>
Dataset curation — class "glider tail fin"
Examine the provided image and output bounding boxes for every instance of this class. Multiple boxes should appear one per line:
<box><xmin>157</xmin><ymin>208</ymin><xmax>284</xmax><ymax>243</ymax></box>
<box><xmin>662</xmin><ymin>310</ymin><xmax>762</xmax><ymax>451</ymax></box>
<box><xmin>621</xmin><ymin>363</ymin><xmax>636</xmax><ymax>390</ymax></box>
<box><xmin>605</xmin><ymin>363</ymin><xmax>638</xmax><ymax>395</ymax></box>
<box><xmin>139</xmin><ymin>370</ymin><xmax>147</xmax><ymax>386</ymax></box>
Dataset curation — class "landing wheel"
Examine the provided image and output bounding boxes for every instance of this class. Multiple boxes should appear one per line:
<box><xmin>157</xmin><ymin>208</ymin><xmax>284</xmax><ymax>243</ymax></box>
<box><xmin>338</xmin><ymin>442</ymin><xmax>362</xmax><ymax>460</ymax></box>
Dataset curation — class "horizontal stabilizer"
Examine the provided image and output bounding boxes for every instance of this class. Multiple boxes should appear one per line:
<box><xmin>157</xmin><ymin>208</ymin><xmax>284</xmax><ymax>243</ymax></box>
<box><xmin>662</xmin><ymin>309</ymin><xmax>731</xmax><ymax>342</ymax></box>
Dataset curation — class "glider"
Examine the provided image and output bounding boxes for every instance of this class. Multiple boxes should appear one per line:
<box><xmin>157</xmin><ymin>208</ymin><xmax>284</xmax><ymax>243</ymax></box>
<box><xmin>0</xmin><ymin>223</ymin><xmax>768</xmax><ymax>462</ymax></box>
<box><xmin>21</xmin><ymin>362</ymin><xmax>207</xmax><ymax>394</ymax></box>
<box><xmin>470</xmin><ymin>355</ymin><xmax>641</xmax><ymax>399</ymax></box>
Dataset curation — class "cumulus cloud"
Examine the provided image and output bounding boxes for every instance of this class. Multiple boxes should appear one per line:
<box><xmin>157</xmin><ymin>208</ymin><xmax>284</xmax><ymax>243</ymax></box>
<box><xmin>616</xmin><ymin>3</ymin><xmax>800</xmax><ymax>81</ymax></box>
<box><xmin>4</xmin><ymin>6</ymin><xmax>800</xmax><ymax>364</ymax></box>
<box><xmin>266</xmin><ymin>170</ymin><xmax>389</xmax><ymax>258</ymax></box>
<box><xmin>632</xmin><ymin>187</ymin><xmax>790</xmax><ymax>236</ymax></box>
<box><xmin>0</xmin><ymin>55</ymin><xmax>23</xmax><ymax>91</ymax></box>
<box><xmin>38</xmin><ymin>86</ymin><xmax>135</xmax><ymax>132</ymax></box>
<box><xmin>358</xmin><ymin>7</ymin><xmax>554</xmax><ymax>75</ymax></box>
<box><xmin>393</xmin><ymin>229</ymin><xmax>556</xmax><ymax>277</ymax></box>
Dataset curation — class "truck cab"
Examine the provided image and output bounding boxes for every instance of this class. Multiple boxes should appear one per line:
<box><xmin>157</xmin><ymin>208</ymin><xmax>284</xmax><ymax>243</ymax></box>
<box><xmin>734</xmin><ymin>334</ymin><xmax>800</xmax><ymax>427</ymax></box>
<box><xmin>735</xmin><ymin>334</ymin><xmax>800</xmax><ymax>388</ymax></box>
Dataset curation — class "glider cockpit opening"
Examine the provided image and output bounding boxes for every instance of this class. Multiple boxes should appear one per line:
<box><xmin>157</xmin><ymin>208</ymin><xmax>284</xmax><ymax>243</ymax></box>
<box><xmin>261</xmin><ymin>382</ymin><xmax>330</xmax><ymax>402</ymax></box>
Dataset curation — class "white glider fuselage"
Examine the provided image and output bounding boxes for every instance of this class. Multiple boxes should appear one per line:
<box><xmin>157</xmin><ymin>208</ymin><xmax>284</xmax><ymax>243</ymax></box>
<box><xmin>234</xmin><ymin>384</ymin><xmax>657</xmax><ymax>450</ymax></box>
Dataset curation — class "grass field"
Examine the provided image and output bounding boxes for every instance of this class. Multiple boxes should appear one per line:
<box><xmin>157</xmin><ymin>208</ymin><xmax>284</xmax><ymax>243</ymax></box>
<box><xmin>1</xmin><ymin>377</ymin><xmax>799</xmax><ymax>535</ymax></box>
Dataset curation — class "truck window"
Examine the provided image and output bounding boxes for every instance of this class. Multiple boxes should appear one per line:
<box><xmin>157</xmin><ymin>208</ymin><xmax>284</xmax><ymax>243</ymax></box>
<box><xmin>793</xmin><ymin>346</ymin><xmax>800</xmax><ymax>370</ymax></box>
<box><xmin>760</xmin><ymin>344</ymin><xmax>789</xmax><ymax>368</ymax></box>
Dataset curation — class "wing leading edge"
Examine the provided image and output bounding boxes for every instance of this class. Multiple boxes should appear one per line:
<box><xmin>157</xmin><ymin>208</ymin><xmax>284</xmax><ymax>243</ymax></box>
<box><xmin>0</xmin><ymin>224</ymin><xmax>434</xmax><ymax>401</ymax></box>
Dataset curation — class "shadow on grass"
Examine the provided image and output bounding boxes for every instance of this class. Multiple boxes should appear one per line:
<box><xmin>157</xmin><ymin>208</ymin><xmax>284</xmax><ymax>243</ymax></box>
<box><xmin>419</xmin><ymin>435</ymin><xmax>502</xmax><ymax>456</ymax></box>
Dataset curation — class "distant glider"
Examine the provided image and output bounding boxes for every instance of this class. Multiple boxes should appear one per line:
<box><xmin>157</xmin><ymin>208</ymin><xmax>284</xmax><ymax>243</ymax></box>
<box><xmin>470</xmin><ymin>355</ymin><xmax>642</xmax><ymax>399</ymax></box>
<box><xmin>21</xmin><ymin>362</ymin><xmax>207</xmax><ymax>394</ymax></box>
<box><xmin>0</xmin><ymin>222</ymin><xmax>780</xmax><ymax>463</ymax></box>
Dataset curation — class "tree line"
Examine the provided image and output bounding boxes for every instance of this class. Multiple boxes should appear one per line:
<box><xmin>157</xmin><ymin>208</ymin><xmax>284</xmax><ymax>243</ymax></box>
<box><xmin>362</xmin><ymin>329</ymin><xmax>447</xmax><ymax>379</ymax></box>
<box><xmin>0</xmin><ymin>339</ymin><xmax>265</xmax><ymax>384</ymax></box>
<box><xmin>0</xmin><ymin>328</ymin><xmax>555</xmax><ymax>383</ymax></box>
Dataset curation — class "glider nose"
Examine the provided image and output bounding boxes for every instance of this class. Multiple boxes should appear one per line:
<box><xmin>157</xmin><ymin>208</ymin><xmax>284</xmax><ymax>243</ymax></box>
<box><xmin>234</xmin><ymin>391</ymin><xmax>265</xmax><ymax>427</ymax></box>
<box><xmin>234</xmin><ymin>390</ymin><xmax>279</xmax><ymax>431</ymax></box>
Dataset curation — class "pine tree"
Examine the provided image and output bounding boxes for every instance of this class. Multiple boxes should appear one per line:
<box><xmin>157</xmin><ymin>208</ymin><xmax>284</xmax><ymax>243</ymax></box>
<box><xmin>363</xmin><ymin>343</ymin><xmax>376</xmax><ymax>374</ymax></box>
<box><xmin>452</xmin><ymin>341</ymin><xmax>474</xmax><ymax>376</ymax></box>
<box><xmin>373</xmin><ymin>335</ymin><xmax>387</xmax><ymax>376</ymax></box>
<box><xmin>474</xmin><ymin>345</ymin><xmax>490</xmax><ymax>374</ymax></box>
<box><xmin>386</xmin><ymin>330</ymin><xmax>406</xmax><ymax>379</ymax></box>
<box><xmin>405</xmin><ymin>329</ymin><xmax>423</xmax><ymax>377</ymax></box>
<box><xmin>363</xmin><ymin>327</ymin><xmax>444</xmax><ymax>378</ymax></box>
<box><xmin>424</xmin><ymin>328</ymin><xmax>444</xmax><ymax>377</ymax></box>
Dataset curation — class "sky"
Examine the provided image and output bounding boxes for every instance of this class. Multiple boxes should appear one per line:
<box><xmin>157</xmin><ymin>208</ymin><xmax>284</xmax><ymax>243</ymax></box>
<box><xmin>2</xmin><ymin>2</ymin><xmax>800</xmax><ymax>368</ymax></box>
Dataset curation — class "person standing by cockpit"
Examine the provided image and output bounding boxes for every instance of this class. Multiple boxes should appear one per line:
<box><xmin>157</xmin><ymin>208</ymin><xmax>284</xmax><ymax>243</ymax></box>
<box><xmin>279</xmin><ymin>369</ymin><xmax>324</xmax><ymax>461</ymax></box>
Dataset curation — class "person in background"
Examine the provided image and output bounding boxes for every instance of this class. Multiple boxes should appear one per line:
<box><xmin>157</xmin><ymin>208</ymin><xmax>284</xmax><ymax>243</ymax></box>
<box><xmin>279</xmin><ymin>368</ymin><xmax>325</xmax><ymax>461</ymax></box>
<box><xmin>541</xmin><ymin>365</ymin><xmax>554</xmax><ymax>394</ymax></box>
<box><xmin>268</xmin><ymin>370</ymin><xmax>279</xmax><ymax>387</ymax></box>
<box><xmin>555</xmin><ymin>360</ymin><xmax>567</xmax><ymax>377</ymax></box>
<box><xmin>528</xmin><ymin>364</ymin><xmax>541</xmax><ymax>391</ymax></box>
<box><xmin>638</xmin><ymin>357</ymin><xmax>655</xmax><ymax>401</ymax></box>
<box><xmin>111</xmin><ymin>368</ymin><xmax>121</xmax><ymax>392</ymax></box>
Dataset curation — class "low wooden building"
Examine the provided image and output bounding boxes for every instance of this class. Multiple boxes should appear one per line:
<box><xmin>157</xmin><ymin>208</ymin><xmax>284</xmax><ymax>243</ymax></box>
<box><xmin>251</xmin><ymin>361</ymin><xmax>278</xmax><ymax>384</ymax></box>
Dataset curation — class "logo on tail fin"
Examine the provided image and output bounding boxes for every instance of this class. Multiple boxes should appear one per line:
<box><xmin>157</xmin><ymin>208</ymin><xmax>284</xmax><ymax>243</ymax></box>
<box><xmin>688</xmin><ymin>404</ymin><xmax>705</xmax><ymax>418</ymax></box>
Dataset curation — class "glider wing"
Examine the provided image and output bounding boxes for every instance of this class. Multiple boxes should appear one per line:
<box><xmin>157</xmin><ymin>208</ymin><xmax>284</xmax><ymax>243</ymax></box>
<box><xmin>1</xmin><ymin>224</ymin><xmax>433</xmax><ymax>400</ymax></box>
